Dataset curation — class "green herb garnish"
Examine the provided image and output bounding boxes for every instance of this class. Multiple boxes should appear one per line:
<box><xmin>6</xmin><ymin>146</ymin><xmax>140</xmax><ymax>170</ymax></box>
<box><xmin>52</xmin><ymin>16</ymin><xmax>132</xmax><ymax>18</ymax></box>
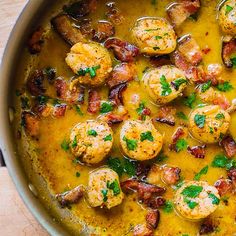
<box><xmin>75</xmin><ymin>105</ymin><xmax>83</xmax><ymax>116</ymax></box>
<box><xmin>184</xmin><ymin>93</ymin><xmax>196</xmax><ymax>108</ymax></box>
<box><xmin>101</xmin><ymin>189</ymin><xmax>108</xmax><ymax>202</ymax></box>
<box><xmin>215</xmin><ymin>113</ymin><xmax>225</xmax><ymax>120</ymax></box>
<box><xmin>163</xmin><ymin>200</ymin><xmax>174</xmax><ymax>213</ymax></box>
<box><xmin>77</xmin><ymin>65</ymin><xmax>100</xmax><ymax>78</ymax></box>
<box><xmin>184</xmin><ymin>198</ymin><xmax>198</xmax><ymax>209</ymax></box>
<box><xmin>216</xmin><ymin>81</ymin><xmax>233</xmax><ymax>92</ymax></box>
<box><xmin>123</xmin><ymin>136</ymin><xmax>138</xmax><ymax>151</ymax></box>
<box><xmin>87</xmin><ymin>129</ymin><xmax>98</xmax><ymax>137</ymax></box>
<box><xmin>181</xmin><ymin>185</ymin><xmax>203</xmax><ymax>198</ymax></box>
<box><xmin>160</xmin><ymin>75</ymin><xmax>172</xmax><ymax>96</ymax></box>
<box><xmin>153</xmin><ymin>46</ymin><xmax>160</xmax><ymax>50</ymax></box>
<box><xmin>208</xmin><ymin>193</ymin><xmax>220</xmax><ymax>205</ymax></box>
<box><xmin>176</xmin><ymin>139</ymin><xmax>188</xmax><ymax>152</ymax></box>
<box><xmin>71</xmin><ymin>136</ymin><xmax>77</xmax><ymax>148</ymax></box>
<box><xmin>172</xmin><ymin>78</ymin><xmax>187</xmax><ymax>91</ymax></box>
<box><xmin>107</xmin><ymin>179</ymin><xmax>121</xmax><ymax>196</ymax></box>
<box><xmin>155</xmin><ymin>35</ymin><xmax>162</xmax><ymax>40</ymax></box>
<box><xmin>37</xmin><ymin>95</ymin><xmax>48</xmax><ymax>105</ymax></box>
<box><xmin>194</xmin><ymin>165</ymin><xmax>208</xmax><ymax>181</ymax></box>
<box><xmin>140</xmin><ymin>131</ymin><xmax>154</xmax><ymax>142</ymax></box>
<box><xmin>100</xmin><ymin>102</ymin><xmax>113</xmax><ymax>114</ymax></box>
<box><xmin>176</xmin><ymin>111</ymin><xmax>188</xmax><ymax>121</ymax></box>
<box><xmin>61</xmin><ymin>139</ymin><xmax>70</xmax><ymax>151</ymax></box>
<box><xmin>201</xmin><ymin>80</ymin><xmax>211</xmax><ymax>92</ymax></box>
<box><xmin>104</xmin><ymin>134</ymin><xmax>112</xmax><ymax>141</ymax></box>
<box><xmin>194</xmin><ymin>114</ymin><xmax>206</xmax><ymax>128</ymax></box>
<box><xmin>225</xmin><ymin>5</ymin><xmax>233</xmax><ymax>14</ymax></box>
<box><xmin>76</xmin><ymin>172</ymin><xmax>80</xmax><ymax>177</ymax></box>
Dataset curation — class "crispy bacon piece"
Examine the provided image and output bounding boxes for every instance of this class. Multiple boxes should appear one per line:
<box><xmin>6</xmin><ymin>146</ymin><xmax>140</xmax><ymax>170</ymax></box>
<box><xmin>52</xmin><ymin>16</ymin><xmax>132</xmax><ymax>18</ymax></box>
<box><xmin>167</xmin><ymin>0</ymin><xmax>200</xmax><ymax>27</ymax></box>
<box><xmin>162</xmin><ymin>166</ymin><xmax>181</xmax><ymax>185</ymax></box>
<box><xmin>146</xmin><ymin>210</ymin><xmax>160</xmax><ymax>229</ymax></box>
<box><xmin>33</xmin><ymin>104</ymin><xmax>52</xmax><ymax>118</ymax></box>
<box><xmin>155</xmin><ymin>106</ymin><xmax>176</xmax><ymax>126</ymax></box>
<box><xmin>136</xmin><ymin>163</ymin><xmax>152</xmax><ymax>180</ymax></box>
<box><xmin>133</xmin><ymin>224</ymin><xmax>153</xmax><ymax>236</ymax></box>
<box><xmin>222</xmin><ymin>38</ymin><xmax>236</xmax><ymax>68</ymax></box>
<box><xmin>109</xmin><ymin>82</ymin><xmax>127</xmax><ymax>106</ymax></box>
<box><xmin>121</xmin><ymin>179</ymin><xmax>165</xmax><ymax>205</ymax></box>
<box><xmin>103</xmin><ymin>113</ymin><xmax>125</xmax><ymax>126</ymax></box>
<box><xmin>107</xmin><ymin>63</ymin><xmax>137</xmax><ymax>89</ymax></box>
<box><xmin>187</xmin><ymin>145</ymin><xmax>206</xmax><ymax>159</ymax></box>
<box><xmin>53</xmin><ymin>104</ymin><xmax>67</xmax><ymax>117</ymax></box>
<box><xmin>87</xmin><ymin>89</ymin><xmax>101</xmax><ymax>114</ymax></box>
<box><xmin>150</xmin><ymin>55</ymin><xmax>172</xmax><ymax>67</ymax></box>
<box><xmin>199</xmin><ymin>219</ymin><xmax>215</xmax><ymax>235</ymax></box>
<box><xmin>105</xmin><ymin>2</ymin><xmax>124</xmax><ymax>25</ymax></box>
<box><xmin>21</xmin><ymin>111</ymin><xmax>40</xmax><ymax>137</ymax></box>
<box><xmin>28</xmin><ymin>27</ymin><xmax>44</xmax><ymax>54</ymax></box>
<box><xmin>77</xmin><ymin>18</ymin><xmax>94</xmax><ymax>36</ymax></box>
<box><xmin>220</xmin><ymin>135</ymin><xmax>236</xmax><ymax>158</ymax></box>
<box><xmin>169</xmin><ymin>127</ymin><xmax>186</xmax><ymax>151</ymax></box>
<box><xmin>93</xmin><ymin>20</ymin><xmax>115</xmax><ymax>42</ymax></box>
<box><xmin>55</xmin><ymin>78</ymin><xmax>85</xmax><ymax>104</ymax></box>
<box><xmin>214</xmin><ymin>178</ymin><xmax>233</xmax><ymax>196</ymax></box>
<box><xmin>56</xmin><ymin>185</ymin><xmax>84</xmax><ymax>208</ymax></box>
<box><xmin>147</xmin><ymin>196</ymin><xmax>166</xmax><ymax>209</ymax></box>
<box><xmin>27</xmin><ymin>70</ymin><xmax>46</xmax><ymax>96</ymax></box>
<box><xmin>228</xmin><ymin>168</ymin><xmax>236</xmax><ymax>184</ymax></box>
<box><xmin>51</xmin><ymin>14</ymin><xmax>85</xmax><ymax>45</ymax></box>
<box><xmin>178</xmin><ymin>35</ymin><xmax>202</xmax><ymax>66</ymax></box>
<box><xmin>104</xmin><ymin>38</ymin><xmax>139</xmax><ymax>62</ymax></box>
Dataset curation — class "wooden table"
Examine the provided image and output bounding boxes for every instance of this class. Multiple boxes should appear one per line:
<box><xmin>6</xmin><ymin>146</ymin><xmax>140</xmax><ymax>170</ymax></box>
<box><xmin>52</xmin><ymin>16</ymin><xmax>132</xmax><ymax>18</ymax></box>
<box><xmin>0</xmin><ymin>1</ymin><xmax>48</xmax><ymax>235</ymax></box>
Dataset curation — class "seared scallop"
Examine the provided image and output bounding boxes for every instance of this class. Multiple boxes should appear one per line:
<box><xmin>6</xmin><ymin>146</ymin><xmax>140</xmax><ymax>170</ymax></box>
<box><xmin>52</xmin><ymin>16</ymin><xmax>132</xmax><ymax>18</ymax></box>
<box><xmin>142</xmin><ymin>65</ymin><xmax>187</xmax><ymax>104</ymax></box>
<box><xmin>174</xmin><ymin>181</ymin><xmax>220</xmax><ymax>220</ymax></box>
<box><xmin>87</xmin><ymin>167</ymin><xmax>124</xmax><ymax>209</ymax></box>
<box><xmin>132</xmin><ymin>17</ymin><xmax>177</xmax><ymax>55</ymax></box>
<box><xmin>70</xmin><ymin>120</ymin><xmax>113</xmax><ymax>164</ymax></box>
<box><xmin>189</xmin><ymin>105</ymin><xmax>230</xmax><ymax>144</ymax></box>
<box><xmin>218</xmin><ymin>0</ymin><xmax>236</xmax><ymax>35</ymax></box>
<box><xmin>65</xmin><ymin>42</ymin><xmax>112</xmax><ymax>87</ymax></box>
<box><xmin>120</xmin><ymin>119</ymin><xmax>163</xmax><ymax>161</ymax></box>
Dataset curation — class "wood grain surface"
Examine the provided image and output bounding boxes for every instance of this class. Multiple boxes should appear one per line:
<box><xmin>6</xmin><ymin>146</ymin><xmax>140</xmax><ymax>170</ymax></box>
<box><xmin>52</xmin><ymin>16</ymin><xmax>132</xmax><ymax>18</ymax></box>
<box><xmin>0</xmin><ymin>0</ymin><xmax>48</xmax><ymax>235</ymax></box>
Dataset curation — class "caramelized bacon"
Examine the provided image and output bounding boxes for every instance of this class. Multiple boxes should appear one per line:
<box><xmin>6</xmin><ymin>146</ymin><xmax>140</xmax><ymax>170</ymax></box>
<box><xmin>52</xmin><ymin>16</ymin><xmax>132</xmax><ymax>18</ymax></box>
<box><xmin>155</xmin><ymin>106</ymin><xmax>176</xmax><ymax>126</ymax></box>
<box><xmin>222</xmin><ymin>37</ymin><xmax>236</xmax><ymax>68</ymax></box>
<box><xmin>107</xmin><ymin>63</ymin><xmax>137</xmax><ymax>89</ymax></box>
<box><xmin>162</xmin><ymin>166</ymin><xmax>181</xmax><ymax>185</ymax></box>
<box><xmin>109</xmin><ymin>82</ymin><xmax>127</xmax><ymax>106</ymax></box>
<box><xmin>21</xmin><ymin>111</ymin><xmax>40</xmax><ymax>137</ymax></box>
<box><xmin>28</xmin><ymin>27</ymin><xmax>44</xmax><ymax>54</ymax></box>
<box><xmin>199</xmin><ymin>219</ymin><xmax>215</xmax><ymax>235</ymax></box>
<box><xmin>228</xmin><ymin>168</ymin><xmax>236</xmax><ymax>184</ymax></box>
<box><xmin>136</xmin><ymin>162</ymin><xmax>152</xmax><ymax>180</ymax></box>
<box><xmin>169</xmin><ymin>127</ymin><xmax>186</xmax><ymax>151</ymax></box>
<box><xmin>133</xmin><ymin>224</ymin><xmax>153</xmax><ymax>236</ymax></box>
<box><xmin>214</xmin><ymin>178</ymin><xmax>233</xmax><ymax>196</ymax></box>
<box><xmin>53</xmin><ymin>104</ymin><xmax>67</xmax><ymax>117</ymax></box>
<box><xmin>93</xmin><ymin>20</ymin><xmax>115</xmax><ymax>42</ymax></box>
<box><xmin>103</xmin><ymin>113</ymin><xmax>124</xmax><ymax>126</ymax></box>
<box><xmin>56</xmin><ymin>185</ymin><xmax>85</xmax><ymax>208</ymax></box>
<box><xmin>146</xmin><ymin>210</ymin><xmax>160</xmax><ymax>229</ymax></box>
<box><xmin>220</xmin><ymin>135</ymin><xmax>236</xmax><ymax>158</ymax></box>
<box><xmin>147</xmin><ymin>196</ymin><xmax>166</xmax><ymax>209</ymax></box>
<box><xmin>27</xmin><ymin>70</ymin><xmax>46</xmax><ymax>96</ymax></box>
<box><xmin>104</xmin><ymin>38</ymin><xmax>139</xmax><ymax>62</ymax></box>
<box><xmin>105</xmin><ymin>2</ymin><xmax>124</xmax><ymax>25</ymax></box>
<box><xmin>187</xmin><ymin>145</ymin><xmax>206</xmax><ymax>159</ymax></box>
<box><xmin>87</xmin><ymin>89</ymin><xmax>101</xmax><ymax>114</ymax></box>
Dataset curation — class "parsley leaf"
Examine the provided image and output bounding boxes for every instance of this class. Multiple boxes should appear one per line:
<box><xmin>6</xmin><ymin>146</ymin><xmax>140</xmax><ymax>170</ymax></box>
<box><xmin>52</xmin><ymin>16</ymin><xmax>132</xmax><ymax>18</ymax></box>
<box><xmin>140</xmin><ymin>131</ymin><xmax>154</xmax><ymax>142</ymax></box>
<box><xmin>101</xmin><ymin>189</ymin><xmax>108</xmax><ymax>202</ymax></box>
<box><xmin>100</xmin><ymin>102</ymin><xmax>113</xmax><ymax>114</ymax></box>
<box><xmin>153</xmin><ymin>46</ymin><xmax>160</xmax><ymax>50</ymax></box>
<box><xmin>216</xmin><ymin>82</ymin><xmax>233</xmax><ymax>92</ymax></box>
<box><xmin>37</xmin><ymin>95</ymin><xmax>48</xmax><ymax>105</ymax></box>
<box><xmin>201</xmin><ymin>81</ymin><xmax>211</xmax><ymax>92</ymax></box>
<box><xmin>231</xmin><ymin>57</ymin><xmax>236</xmax><ymax>67</ymax></box>
<box><xmin>107</xmin><ymin>158</ymin><xmax>124</xmax><ymax>177</ymax></box>
<box><xmin>77</xmin><ymin>65</ymin><xmax>100</xmax><ymax>78</ymax></box>
<box><xmin>194</xmin><ymin>114</ymin><xmax>206</xmax><ymax>128</ymax></box>
<box><xmin>123</xmin><ymin>136</ymin><xmax>138</xmax><ymax>151</ymax></box>
<box><xmin>156</xmin><ymin>152</ymin><xmax>168</xmax><ymax>162</ymax></box>
<box><xmin>184</xmin><ymin>198</ymin><xmax>198</xmax><ymax>209</ymax></box>
<box><xmin>194</xmin><ymin>165</ymin><xmax>208</xmax><ymax>181</ymax></box>
<box><xmin>181</xmin><ymin>185</ymin><xmax>203</xmax><ymax>198</ymax></box>
<box><xmin>215</xmin><ymin>113</ymin><xmax>225</xmax><ymax>120</ymax></box>
<box><xmin>172</xmin><ymin>78</ymin><xmax>187</xmax><ymax>91</ymax></box>
<box><xmin>87</xmin><ymin>129</ymin><xmax>98</xmax><ymax>137</ymax></box>
<box><xmin>163</xmin><ymin>200</ymin><xmax>174</xmax><ymax>213</ymax></box>
<box><xmin>160</xmin><ymin>75</ymin><xmax>172</xmax><ymax>96</ymax></box>
<box><xmin>71</xmin><ymin>136</ymin><xmax>77</xmax><ymax>148</ymax></box>
<box><xmin>76</xmin><ymin>172</ymin><xmax>80</xmax><ymax>177</ymax></box>
<box><xmin>184</xmin><ymin>93</ymin><xmax>196</xmax><ymax>108</ymax></box>
<box><xmin>155</xmin><ymin>35</ymin><xmax>162</xmax><ymax>39</ymax></box>
<box><xmin>225</xmin><ymin>5</ymin><xmax>233</xmax><ymax>14</ymax></box>
<box><xmin>176</xmin><ymin>139</ymin><xmax>188</xmax><ymax>152</ymax></box>
<box><xmin>208</xmin><ymin>193</ymin><xmax>220</xmax><ymax>205</ymax></box>
<box><xmin>211</xmin><ymin>154</ymin><xmax>228</xmax><ymax>168</ymax></box>
<box><xmin>123</xmin><ymin>158</ymin><xmax>136</xmax><ymax>176</ymax></box>
<box><xmin>104</xmin><ymin>134</ymin><xmax>112</xmax><ymax>141</ymax></box>
<box><xmin>75</xmin><ymin>105</ymin><xmax>83</xmax><ymax>116</ymax></box>
<box><xmin>107</xmin><ymin>179</ymin><xmax>121</xmax><ymax>196</ymax></box>
<box><xmin>61</xmin><ymin>139</ymin><xmax>70</xmax><ymax>151</ymax></box>
<box><xmin>176</xmin><ymin>111</ymin><xmax>188</xmax><ymax>121</ymax></box>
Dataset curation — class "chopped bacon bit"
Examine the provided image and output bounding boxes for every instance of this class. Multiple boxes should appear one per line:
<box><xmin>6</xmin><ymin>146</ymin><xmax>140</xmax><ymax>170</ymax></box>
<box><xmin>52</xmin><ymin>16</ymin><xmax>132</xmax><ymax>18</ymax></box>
<box><xmin>56</xmin><ymin>185</ymin><xmax>84</xmax><ymax>208</ymax></box>
<box><xmin>27</xmin><ymin>70</ymin><xmax>46</xmax><ymax>96</ymax></box>
<box><xmin>156</xmin><ymin>106</ymin><xmax>176</xmax><ymax>126</ymax></box>
<box><xmin>28</xmin><ymin>27</ymin><xmax>44</xmax><ymax>54</ymax></box>
<box><xmin>33</xmin><ymin>104</ymin><xmax>52</xmax><ymax>118</ymax></box>
<box><xmin>169</xmin><ymin>127</ymin><xmax>186</xmax><ymax>151</ymax></box>
<box><xmin>202</xmin><ymin>47</ymin><xmax>211</xmax><ymax>55</ymax></box>
<box><xmin>178</xmin><ymin>35</ymin><xmax>203</xmax><ymax>66</ymax></box>
<box><xmin>121</xmin><ymin>179</ymin><xmax>165</xmax><ymax>205</ymax></box>
<box><xmin>214</xmin><ymin>178</ymin><xmax>233</xmax><ymax>196</ymax></box>
<box><xmin>105</xmin><ymin>2</ymin><xmax>124</xmax><ymax>25</ymax></box>
<box><xmin>199</xmin><ymin>218</ymin><xmax>215</xmax><ymax>235</ymax></box>
<box><xmin>87</xmin><ymin>89</ymin><xmax>101</xmax><ymax>114</ymax></box>
<box><xmin>147</xmin><ymin>196</ymin><xmax>166</xmax><ymax>209</ymax></box>
<box><xmin>228</xmin><ymin>168</ymin><xmax>236</xmax><ymax>184</ymax></box>
<box><xmin>136</xmin><ymin>162</ymin><xmax>152</xmax><ymax>180</ymax></box>
<box><xmin>55</xmin><ymin>78</ymin><xmax>85</xmax><ymax>104</ymax></box>
<box><xmin>146</xmin><ymin>210</ymin><xmax>160</xmax><ymax>230</ymax></box>
<box><xmin>222</xmin><ymin>38</ymin><xmax>236</xmax><ymax>68</ymax></box>
<box><xmin>109</xmin><ymin>82</ymin><xmax>127</xmax><ymax>106</ymax></box>
<box><xmin>104</xmin><ymin>113</ymin><xmax>124</xmax><ymax>126</ymax></box>
<box><xmin>133</xmin><ymin>224</ymin><xmax>153</xmax><ymax>236</ymax></box>
<box><xmin>162</xmin><ymin>166</ymin><xmax>181</xmax><ymax>185</ymax></box>
<box><xmin>150</xmin><ymin>55</ymin><xmax>172</xmax><ymax>67</ymax></box>
<box><xmin>21</xmin><ymin>111</ymin><xmax>40</xmax><ymax>137</ymax></box>
<box><xmin>220</xmin><ymin>135</ymin><xmax>236</xmax><ymax>158</ymax></box>
<box><xmin>104</xmin><ymin>38</ymin><xmax>139</xmax><ymax>62</ymax></box>
<box><xmin>187</xmin><ymin>145</ymin><xmax>206</xmax><ymax>159</ymax></box>
<box><xmin>53</xmin><ymin>104</ymin><xmax>67</xmax><ymax>117</ymax></box>
<box><xmin>93</xmin><ymin>20</ymin><xmax>115</xmax><ymax>42</ymax></box>
<box><xmin>107</xmin><ymin>63</ymin><xmax>137</xmax><ymax>89</ymax></box>
<box><xmin>78</xmin><ymin>18</ymin><xmax>94</xmax><ymax>36</ymax></box>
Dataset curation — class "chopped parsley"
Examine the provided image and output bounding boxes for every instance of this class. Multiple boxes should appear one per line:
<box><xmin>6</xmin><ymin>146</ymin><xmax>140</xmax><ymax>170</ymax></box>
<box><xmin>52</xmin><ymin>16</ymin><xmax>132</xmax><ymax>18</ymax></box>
<box><xmin>136</xmin><ymin>101</ymin><xmax>150</xmax><ymax>120</ymax></box>
<box><xmin>172</xmin><ymin>78</ymin><xmax>187</xmax><ymax>91</ymax></box>
<box><xmin>76</xmin><ymin>172</ymin><xmax>81</xmax><ymax>177</ymax></box>
<box><xmin>184</xmin><ymin>93</ymin><xmax>196</xmax><ymax>108</ymax></box>
<box><xmin>209</xmin><ymin>126</ymin><xmax>214</xmax><ymax>134</ymax></box>
<box><xmin>77</xmin><ymin>65</ymin><xmax>100</xmax><ymax>78</ymax></box>
<box><xmin>194</xmin><ymin>165</ymin><xmax>208</xmax><ymax>181</ymax></box>
<box><xmin>225</xmin><ymin>5</ymin><xmax>233</xmax><ymax>14</ymax></box>
<box><xmin>211</xmin><ymin>154</ymin><xmax>236</xmax><ymax>170</ymax></box>
<box><xmin>163</xmin><ymin>200</ymin><xmax>174</xmax><ymax>213</ymax></box>
<box><xmin>140</xmin><ymin>131</ymin><xmax>154</xmax><ymax>142</ymax></box>
<box><xmin>107</xmin><ymin>179</ymin><xmax>120</xmax><ymax>196</ymax></box>
<box><xmin>153</xmin><ymin>46</ymin><xmax>160</xmax><ymax>50</ymax></box>
<box><xmin>145</xmin><ymin>28</ymin><xmax>160</xmax><ymax>32</ymax></box>
<box><xmin>174</xmin><ymin>177</ymin><xmax>185</xmax><ymax>190</ymax></box>
<box><xmin>216</xmin><ymin>81</ymin><xmax>233</xmax><ymax>92</ymax></box>
<box><xmin>184</xmin><ymin>198</ymin><xmax>198</xmax><ymax>209</ymax></box>
<box><xmin>61</xmin><ymin>139</ymin><xmax>70</xmax><ymax>151</ymax></box>
<box><xmin>176</xmin><ymin>111</ymin><xmax>188</xmax><ymax>121</ymax></box>
<box><xmin>194</xmin><ymin>114</ymin><xmax>206</xmax><ymax>128</ymax></box>
<box><xmin>201</xmin><ymin>80</ymin><xmax>211</xmax><ymax>92</ymax></box>
<box><xmin>100</xmin><ymin>102</ymin><xmax>113</xmax><ymax>114</ymax></box>
<box><xmin>231</xmin><ymin>57</ymin><xmax>236</xmax><ymax>67</ymax></box>
<box><xmin>104</xmin><ymin>134</ymin><xmax>112</xmax><ymax>141</ymax></box>
<box><xmin>208</xmin><ymin>193</ymin><xmax>220</xmax><ymax>205</ymax></box>
<box><xmin>176</xmin><ymin>139</ymin><xmax>188</xmax><ymax>152</ymax></box>
<box><xmin>101</xmin><ymin>189</ymin><xmax>108</xmax><ymax>202</ymax></box>
<box><xmin>20</xmin><ymin>96</ymin><xmax>30</xmax><ymax>109</ymax></box>
<box><xmin>123</xmin><ymin>136</ymin><xmax>138</xmax><ymax>151</ymax></box>
<box><xmin>151</xmin><ymin>0</ymin><xmax>157</xmax><ymax>5</ymax></box>
<box><xmin>43</xmin><ymin>67</ymin><xmax>56</xmax><ymax>83</ymax></box>
<box><xmin>37</xmin><ymin>95</ymin><xmax>48</xmax><ymax>105</ymax></box>
<box><xmin>160</xmin><ymin>75</ymin><xmax>172</xmax><ymax>96</ymax></box>
<box><xmin>156</xmin><ymin>152</ymin><xmax>168</xmax><ymax>162</ymax></box>
<box><xmin>215</xmin><ymin>113</ymin><xmax>225</xmax><ymax>120</ymax></box>
<box><xmin>181</xmin><ymin>185</ymin><xmax>203</xmax><ymax>198</ymax></box>
<box><xmin>71</xmin><ymin>136</ymin><xmax>77</xmax><ymax>148</ymax></box>
<box><xmin>87</xmin><ymin>129</ymin><xmax>98</xmax><ymax>137</ymax></box>
<box><xmin>155</xmin><ymin>35</ymin><xmax>162</xmax><ymax>40</ymax></box>
<box><xmin>75</xmin><ymin>105</ymin><xmax>83</xmax><ymax>116</ymax></box>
